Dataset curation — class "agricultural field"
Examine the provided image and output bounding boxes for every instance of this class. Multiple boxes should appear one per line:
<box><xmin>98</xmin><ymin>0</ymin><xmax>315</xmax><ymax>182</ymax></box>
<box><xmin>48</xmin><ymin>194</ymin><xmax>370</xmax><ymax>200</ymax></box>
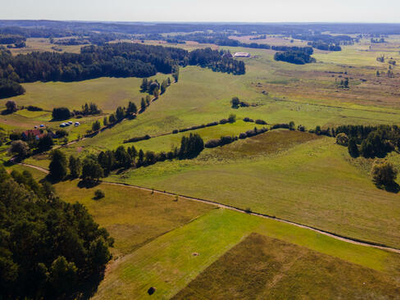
<box><xmin>2</xmin><ymin>23</ymin><xmax>400</xmax><ymax>299</ymax></box>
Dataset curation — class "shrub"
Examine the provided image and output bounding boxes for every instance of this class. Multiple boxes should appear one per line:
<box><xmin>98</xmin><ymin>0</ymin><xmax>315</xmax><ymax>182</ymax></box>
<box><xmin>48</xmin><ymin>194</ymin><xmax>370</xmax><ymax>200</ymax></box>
<box><xmin>206</xmin><ymin>121</ymin><xmax>218</xmax><ymax>127</ymax></box>
<box><xmin>172</xmin><ymin>129</ymin><xmax>178</xmax><ymax>134</ymax></box>
<box><xmin>228</xmin><ymin>114</ymin><xmax>236</xmax><ymax>123</ymax></box>
<box><xmin>123</xmin><ymin>134</ymin><xmax>151</xmax><ymax>144</ymax></box>
<box><xmin>219</xmin><ymin>118</ymin><xmax>228</xmax><ymax>124</ymax></box>
<box><xmin>205</xmin><ymin>139</ymin><xmax>221</xmax><ymax>148</ymax></box>
<box><xmin>255</xmin><ymin>119</ymin><xmax>267</xmax><ymax>125</ymax></box>
<box><xmin>371</xmin><ymin>160</ymin><xmax>397</xmax><ymax>187</ymax></box>
<box><xmin>9</xmin><ymin>140</ymin><xmax>29</xmax><ymax>157</ymax></box>
<box><xmin>94</xmin><ymin>189</ymin><xmax>105</xmax><ymax>199</ymax></box>
<box><xmin>271</xmin><ymin>123</ymin><xmax>289</xmax><ymax>130</ymax></box>
<box><xmin>336</xmin><ymin>133</ymin><xmax>349</xmax><ymax>146</ymax></box>
<box><xmin>26</xmin><ymin>105</ymin><xmax>43</xmax><ymax>111</ymax></box>
<box><xmin>239</xmin><ymin>132</ymin><xmax>247</xmax><ymax>139</ymax></box>
<box><xmin>297</xmin><ymin>125</ymin><xmax>305</xmax><ymax>132</ymax></box>
<box><xmin>243</xmin><ymin>117</ymin><xmax>254</xmax><ymax>122</ymax></box>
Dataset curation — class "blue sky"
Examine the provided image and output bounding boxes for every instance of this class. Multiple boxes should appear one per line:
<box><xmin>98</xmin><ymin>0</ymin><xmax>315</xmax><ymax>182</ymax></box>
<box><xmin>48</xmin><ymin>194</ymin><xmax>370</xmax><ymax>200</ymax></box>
<box><xmin>2</xmin><ymin>0</ymin><xmax>399</xmax><ymax>22</ymax></box>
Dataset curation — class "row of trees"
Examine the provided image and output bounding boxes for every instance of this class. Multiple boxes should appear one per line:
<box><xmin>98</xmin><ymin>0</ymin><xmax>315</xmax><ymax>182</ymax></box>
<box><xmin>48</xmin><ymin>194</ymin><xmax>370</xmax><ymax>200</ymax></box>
<box><xmin>0</xmin><ymin>165</ymin><xmax>113</xmax><ymax>299</ymax></box>
<box><xmin>49</xmin><ymin>134</ymin><xmax>205</xmax><ymax>182</ymax></box>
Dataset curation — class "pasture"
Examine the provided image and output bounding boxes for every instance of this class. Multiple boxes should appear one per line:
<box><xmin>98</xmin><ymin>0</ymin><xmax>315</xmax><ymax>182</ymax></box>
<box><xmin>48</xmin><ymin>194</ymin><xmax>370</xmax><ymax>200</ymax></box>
<box><xmin>108</xmin><ymin>130</ymin><xmax>400</xmax><ymax>249</ymax></box>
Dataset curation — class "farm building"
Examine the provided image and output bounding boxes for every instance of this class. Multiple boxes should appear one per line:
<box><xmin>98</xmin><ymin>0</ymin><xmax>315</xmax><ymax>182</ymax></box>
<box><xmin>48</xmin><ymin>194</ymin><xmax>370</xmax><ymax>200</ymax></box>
<box><xmin>234</xmin><ymin>52</ymin><xmax>250</xmax><ymax>57</ymax></box>
<box><xmin>21</xmin><ymin>130</ymin><xmax>45</xmax><ymax>141</ymax></box>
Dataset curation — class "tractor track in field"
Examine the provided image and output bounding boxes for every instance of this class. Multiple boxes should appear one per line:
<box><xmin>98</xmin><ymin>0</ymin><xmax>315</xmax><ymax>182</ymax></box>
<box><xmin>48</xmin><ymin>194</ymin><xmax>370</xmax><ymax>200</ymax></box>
<box><xmin>17</xmin><ymin>162</ymin><xmax>400</xmax><ymax>255</ymax></box>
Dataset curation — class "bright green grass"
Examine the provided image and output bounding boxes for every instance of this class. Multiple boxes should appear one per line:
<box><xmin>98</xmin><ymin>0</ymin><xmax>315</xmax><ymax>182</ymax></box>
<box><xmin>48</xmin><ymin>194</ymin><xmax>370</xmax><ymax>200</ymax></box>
<box><xmin>108</xmin><ymin>120</ymin><xmax>259</xmax><ymax>153</ymax></box>
<box><xmin>108</xmin><ymin>131</ymin><xmax>400</xmax><ymax>249</ymax></box>
<box><xmin>93</xmin><ymin>209</ymin><xmax>400</xmax><ymax>300</ymax></box>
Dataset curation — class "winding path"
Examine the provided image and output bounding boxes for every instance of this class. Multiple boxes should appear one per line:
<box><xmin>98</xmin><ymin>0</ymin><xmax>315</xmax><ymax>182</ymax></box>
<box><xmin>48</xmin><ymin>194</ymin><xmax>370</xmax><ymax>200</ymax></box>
<box><xmin>18</xmin><ymin>162</ymin><xmax>400</xmax><ymax>255</ymax></box>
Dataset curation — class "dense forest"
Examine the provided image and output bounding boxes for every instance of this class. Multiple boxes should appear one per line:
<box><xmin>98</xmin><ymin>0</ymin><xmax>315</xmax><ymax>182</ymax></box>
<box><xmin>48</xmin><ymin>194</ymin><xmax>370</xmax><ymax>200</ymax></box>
<box><xmin>0</xmin><ymin>43</ymin><xmax>245</xmax><ymax>98</ymax></box>
<box><xmin>274</xmin><ymin>47</ymin><xmax>315</xmax><ymax>64</ymax></box>
<box><xmin>0</xmin><ymin>166</ymin><xmax>113</xmax><ymax>299</ymax></box>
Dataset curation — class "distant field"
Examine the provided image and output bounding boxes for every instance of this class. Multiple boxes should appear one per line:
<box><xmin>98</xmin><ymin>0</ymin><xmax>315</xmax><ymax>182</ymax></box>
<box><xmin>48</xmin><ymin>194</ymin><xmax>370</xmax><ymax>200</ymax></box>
<box><xmin>173</xmin><ymin>233</ymin><xmax>400</xmax><ymax>300</ymax></box>
<box><xmin>9</xmin><ymin>38</ymin><xmax>84</xmax><ymax>55</ymax></box>
<box><xmin>108</xmin><ymin>130</ymin><xmax>400</xmax><ymax>249</ymax></box>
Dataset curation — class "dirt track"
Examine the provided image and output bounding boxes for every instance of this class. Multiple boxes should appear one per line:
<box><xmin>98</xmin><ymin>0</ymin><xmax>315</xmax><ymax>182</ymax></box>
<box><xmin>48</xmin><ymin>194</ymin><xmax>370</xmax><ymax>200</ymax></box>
<box><xmin>18</xmin><ymin>162</ymin><xmax>400</xmax><ymax>255</ymax></box>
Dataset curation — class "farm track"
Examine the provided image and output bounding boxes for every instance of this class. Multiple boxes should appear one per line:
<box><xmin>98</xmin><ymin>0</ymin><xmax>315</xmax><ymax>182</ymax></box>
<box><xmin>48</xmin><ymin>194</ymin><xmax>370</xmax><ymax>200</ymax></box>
<box><xmin>18</xmin><ymin>162</ymin><xmax>400</xmax><ymax>255</ymax></box>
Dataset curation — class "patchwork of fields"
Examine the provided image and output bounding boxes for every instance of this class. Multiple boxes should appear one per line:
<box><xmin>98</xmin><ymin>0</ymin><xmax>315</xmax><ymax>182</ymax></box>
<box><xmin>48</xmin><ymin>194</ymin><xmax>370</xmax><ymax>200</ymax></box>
<box><xmin>3</xmin><ymin>35</ymin><xmax>400</xmax><ymax>299</ymax></box>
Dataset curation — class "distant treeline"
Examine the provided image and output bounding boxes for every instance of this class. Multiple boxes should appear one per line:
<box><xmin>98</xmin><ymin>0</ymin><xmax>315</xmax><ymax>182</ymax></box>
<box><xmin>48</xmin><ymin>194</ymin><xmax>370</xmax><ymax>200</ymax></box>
<box><xmin>0</xmin><ymin>43</ymin><xmax>245</xmax><ymax>98</ymax></box>
<box><xmin>0</xmin><ymin>34</ymin><xmax>26</xmax><ymax>44</ymax></box>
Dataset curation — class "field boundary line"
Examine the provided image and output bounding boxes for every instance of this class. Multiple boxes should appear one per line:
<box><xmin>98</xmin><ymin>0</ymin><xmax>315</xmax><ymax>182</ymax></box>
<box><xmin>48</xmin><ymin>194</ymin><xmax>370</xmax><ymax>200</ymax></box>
<box><xmin>17</xmin><ymin>162</ymin><xmax>400</xmax><ymax>255</ymax></box>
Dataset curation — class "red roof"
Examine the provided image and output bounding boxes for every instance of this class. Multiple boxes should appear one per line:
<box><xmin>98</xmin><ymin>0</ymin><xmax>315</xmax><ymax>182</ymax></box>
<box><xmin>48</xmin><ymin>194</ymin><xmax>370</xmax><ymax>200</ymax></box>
<box><xmin>22</xmin><ymin>130</ymin><xmax>45</xmax><ymax>139</ymax></box>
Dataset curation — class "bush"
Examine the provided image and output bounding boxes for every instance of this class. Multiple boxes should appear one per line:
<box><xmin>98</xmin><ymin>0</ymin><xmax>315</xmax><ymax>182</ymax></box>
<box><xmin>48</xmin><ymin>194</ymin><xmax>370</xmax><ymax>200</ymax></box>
<box><xmin>219</xmin><ymin>118</ymin><xmax>228</xmax><ymax>124</ymax></box>
<box><xmin>271</xmin><ymin>123</ymin><xmax>289</xmax><ymax>130</ymax></box>
<box><xmin>205</xmin><ymin>139</ymin><xmax>221</xmax><ymax>148</ymax></box>
<box><xmin>372</xmin><ymin>161</ymin><xmax>397</xmax><ymax>187</ymax></box>
<box><xmin>123</xmin><ymin>134</ymin><xmax>151</xmax><ymax>143</ymax></box>
<box><xmin>336</xmin><ymin>133</ymin><xmax>349</xmax><ymax>146</ymax></box>
<box><xmin>9</xmin><ymin>140</ymin><xmax>29</xmax><ymax>157</ymax></box>
<box><xmin>228</xmin><ymin>114</ymin><xmax>236</xmax><ymax>123</ymax></box>
<box><xmin>243</xmin><ymin>117</ymin><xmax>254</xmax><ymax>122</ymax></box>
<box><xmin>94</xmin><ymin>189</ymin><xmax>105</xmax><ymax>199</ymax></box>
<box><xmin>255</xmin><ymin>119</ymin><xmax>267</xmax><ymax>125</ymax></box>
<box><xmin>26</xmin><ymin>105</ymin><xmax>43</xmax><ymax>111</ymax></box>
<box><xmin>206</xmin><ymin>121</ymin><xmax>218</xmax><ymax>127</ymax></box>
<box><xmin>172</xmin><ymin>129</ymin><xmax>178</xmax><ymax>134</ymax></box>
<box><xmin>239</xmin><ymin>132</ymin><xmax>247</xmax><ymax>139</ymax></box>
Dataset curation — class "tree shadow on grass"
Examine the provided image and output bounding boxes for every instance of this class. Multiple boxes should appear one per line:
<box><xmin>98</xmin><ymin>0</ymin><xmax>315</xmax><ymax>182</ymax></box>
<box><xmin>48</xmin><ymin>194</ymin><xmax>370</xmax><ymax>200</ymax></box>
<box><xmin>75</xmin><ymin>269</ymin><xmax>106</xmax><ymax>300</ymax></box>
<box><xmin>77</xmin><ymin>180</ymin><xmax>101</xmax><ymax>189</ymax></box>
<box><xmin>383</xmin><ymin>182</ymin><xmax>400</xmax><ymax>193</ymax></box>
<box><xmin>375</xmin><ymin>181</ymin><xmax>400</xmax><ymax>194</ymax></box>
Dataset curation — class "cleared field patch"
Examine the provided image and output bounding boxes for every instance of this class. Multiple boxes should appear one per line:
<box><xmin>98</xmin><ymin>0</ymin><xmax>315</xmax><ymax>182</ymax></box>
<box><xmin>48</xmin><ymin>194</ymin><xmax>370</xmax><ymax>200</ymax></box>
<box><xmin>201</xmin><ymin>129</ymin><xmax>321</xmax><ymax>160</ymax></box>
<box><xmin>7</xmin><ymin>75</ymin><xmax>168</xmax><ymax>112</ymax></box>
<box><xmin>53</xmin><ymin>180</ymin><xmax>213</xmax><ymax>256</ymax></box>
<box><xmin>173</xmin><ymin>233</ymin><xmax>400</xmax><ymax>300</ymax></box>
<box><xmin>9</xmin><ymin>38</ymin><xmax>84</xmax><ymax>55</ymax></box>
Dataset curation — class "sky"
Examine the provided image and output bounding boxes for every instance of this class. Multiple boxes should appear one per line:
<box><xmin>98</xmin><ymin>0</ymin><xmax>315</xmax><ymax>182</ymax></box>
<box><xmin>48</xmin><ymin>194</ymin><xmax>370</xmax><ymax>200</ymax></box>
<box><xmin>1</xmin><ymin>0</ymin><xmax>399</xmax><ymax>23</ymax></box>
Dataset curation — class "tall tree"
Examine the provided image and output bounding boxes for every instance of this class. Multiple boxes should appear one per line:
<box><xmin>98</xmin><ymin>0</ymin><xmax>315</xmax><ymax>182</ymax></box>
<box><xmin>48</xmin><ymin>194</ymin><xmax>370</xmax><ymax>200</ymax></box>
<box><xmin>49</xmin><ymin>149</ymin><xmax>68</xmax><ymax>180</ymax></box>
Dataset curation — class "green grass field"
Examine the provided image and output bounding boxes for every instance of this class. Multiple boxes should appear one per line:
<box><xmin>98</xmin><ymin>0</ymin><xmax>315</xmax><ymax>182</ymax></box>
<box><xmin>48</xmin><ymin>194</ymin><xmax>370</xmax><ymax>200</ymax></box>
<box><xmin>108</xmin><ymin>130</ymin><xmax>400</xmax><ymax>249</ymax></box>
<box><xmin>93</xmin><ymin>209</ymin><xmax>400</xmax><ymax>300</ymax></box>
<box><xmin>173</xmin><ymin>233</ymin><xmax>400</xmax><ymax>300</ymax></box>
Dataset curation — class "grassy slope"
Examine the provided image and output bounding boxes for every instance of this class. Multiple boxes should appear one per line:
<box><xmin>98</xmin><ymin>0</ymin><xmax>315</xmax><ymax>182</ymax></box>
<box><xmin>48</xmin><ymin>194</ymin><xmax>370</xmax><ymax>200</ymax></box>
<box><xmin>93</xmin><ymin>209</ymin><xmax>400</xmax><ymax>300</ymax></box>
<box><xmin>108</xmin><ymin>130</ymin><xmax>400</xmax><ymax>249</ymax></box>
<box><xmin>173</xmin><ymin>233</ymin><xmax>400</xmax><ymax>300</ymax></box>
<box><xmin>53</xmin><ymin>180</ymin><xmax>213</xmax><ymax>257</ymax></box>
